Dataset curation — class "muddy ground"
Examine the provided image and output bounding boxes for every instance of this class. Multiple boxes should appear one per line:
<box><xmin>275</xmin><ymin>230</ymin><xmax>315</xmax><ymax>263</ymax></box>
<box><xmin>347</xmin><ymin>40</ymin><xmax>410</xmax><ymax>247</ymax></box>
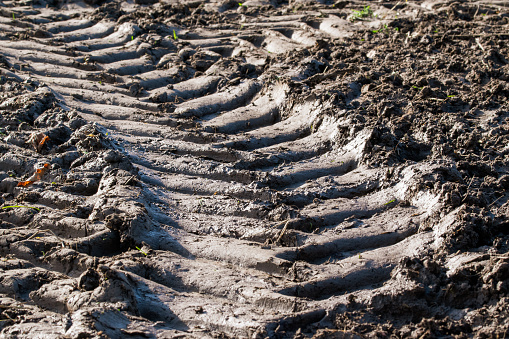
<box><xmin>0</xmin><ymin>0</ymin><xmax>508</xmax><ymax>337</ymax></box>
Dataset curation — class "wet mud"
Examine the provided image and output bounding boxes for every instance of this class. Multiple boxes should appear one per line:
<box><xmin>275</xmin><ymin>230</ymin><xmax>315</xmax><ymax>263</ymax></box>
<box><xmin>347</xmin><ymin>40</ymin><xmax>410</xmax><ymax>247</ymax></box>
<box><xmin>0</xmin><ymin>0</ymin><xmax>508</xmax><ymax>337</ymax></box>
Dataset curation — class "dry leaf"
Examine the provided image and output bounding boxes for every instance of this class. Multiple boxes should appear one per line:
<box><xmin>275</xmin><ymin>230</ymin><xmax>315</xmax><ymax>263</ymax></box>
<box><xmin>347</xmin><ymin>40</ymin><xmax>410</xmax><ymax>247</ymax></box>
<box><xmin>27</xmin><ymin>133</ymin><xmax>50</xmax><ymax>152</ymax></box>
<box><xmin>17</xmin><ymin>163</ymin><xmax>51</xmax><ymax>187</ymax></box>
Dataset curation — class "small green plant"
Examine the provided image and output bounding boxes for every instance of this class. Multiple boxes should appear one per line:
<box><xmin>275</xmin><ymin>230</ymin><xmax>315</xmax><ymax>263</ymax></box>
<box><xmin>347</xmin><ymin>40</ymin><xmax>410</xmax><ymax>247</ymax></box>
<box><xmin>172</xmin><ymin>29</ymin><xmax>178</xmax><ymax>40</ymax></box>
<box><xmin>412</xmin><ymin>85</ymin><xmax>423</xmax><ymax>90</ymax></box>
<box><xmin>384</xmin><ymin>199</ymin><xmax>396</xmax><ymax>205</ymax></box>
<box><xmin>447</xmin><ymin>95</ymin><xmax>456</xmax><ymax>98</ymax></box>
<box><xmin>136</xmin><ymin>246</ymin><xmax>148</xmax><ymax>256</ymax></box>
<box><xmin>12</xmin><ymin>13</ymin><xmax>15</xmax><ymax>20</ymax></box>
<box><xmin>238</xmin><ymin>2</ymin><xmax>243</xmax><ymax>5</ymax></box>
<box><xmin>351</xmin><ymin>6</ymin><xmax>373</xmax><ymax>21</ymax></box>
<box><xmin>373</xmin><ymin>24</ymin><xmax>389</xmax><ymax>34</ymax></box>
<box><xmin>394</xmin><ymin>27</ymin><xmax>399</xmax><ymax>32</ymax></box>
<box><xmin>131</xmin><ymin>35</ymin><xmax>134</xmax><ymax>41</ymax></box>
<box><xmin>2</xmin><ymin>205</ymin><xmax>40</xmax><ymax>211</ymax></box>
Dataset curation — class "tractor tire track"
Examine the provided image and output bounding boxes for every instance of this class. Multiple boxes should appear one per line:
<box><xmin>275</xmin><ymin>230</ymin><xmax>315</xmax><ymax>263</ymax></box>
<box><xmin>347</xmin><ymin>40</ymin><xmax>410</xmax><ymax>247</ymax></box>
<box><xmin>1</xmin><ymin>0</ymin><xmax>508</xmax><ymax>338</ymax></box>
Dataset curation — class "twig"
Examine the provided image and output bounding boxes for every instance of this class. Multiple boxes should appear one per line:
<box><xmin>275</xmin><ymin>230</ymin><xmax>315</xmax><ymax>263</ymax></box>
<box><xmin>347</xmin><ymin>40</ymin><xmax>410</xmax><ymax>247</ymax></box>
<box><xmin>25</xmin><ymin>228</ymin><xmax>66</xmax><ymax>248</ymax></box>
<box><xmin>390</xmin><ymin>1</ymin><xmax>401</xmax><ymax>11</ymax></box>
<box><xmin>476</xmin><ymin>37</ymin><xmax>485</xmax><ymax>51</ymax></box>
<box><xmin>272</xmin><ymin>219</ymin><xmax>289</xmax><ymax>229</ymax></box>
<box><xmin>461</xmin><ymin>176</ymin><xmax>476</xmax><ymax>202</ymax></box>
<box><xmin>26</xmin><ymin>230</ymin><xmax>42</xmax><ymax>240</ymax></box>
<box><xmin>439</xmin><ymin>33</ymin><xmax>509</xmax><ymax>39</ymax></box>
<box><xmin>488</xmin><ymin>195</ymin><xmax>505</xmax><ymax>208</ymax></box>
<box><xmin>276</xmin><ymin>219</ymin><xmax>290</xmax><ymax>243</ymax></box>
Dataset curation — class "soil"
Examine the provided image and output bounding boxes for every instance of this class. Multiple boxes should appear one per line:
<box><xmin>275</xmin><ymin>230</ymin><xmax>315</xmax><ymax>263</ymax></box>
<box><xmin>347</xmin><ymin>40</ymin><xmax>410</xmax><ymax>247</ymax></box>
<box><xmin>0</xmin><ymin>0</ymin><xmax>508</xmax><ymax>337</ymax></box>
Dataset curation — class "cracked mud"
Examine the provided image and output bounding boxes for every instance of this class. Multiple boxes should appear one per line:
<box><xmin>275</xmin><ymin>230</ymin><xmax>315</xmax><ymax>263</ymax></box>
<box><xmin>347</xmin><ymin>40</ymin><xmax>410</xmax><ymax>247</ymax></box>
<box><xmin>0</xmin><ymin>0</ymin><xmax>509</xmax><ymax>337</ymax></box>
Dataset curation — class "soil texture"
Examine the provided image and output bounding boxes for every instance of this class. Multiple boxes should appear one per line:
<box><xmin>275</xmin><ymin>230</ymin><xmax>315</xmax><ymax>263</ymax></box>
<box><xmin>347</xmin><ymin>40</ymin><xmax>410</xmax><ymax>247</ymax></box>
<box><xmin>0</xmin><ymin>0</ymin><xmax>509</xmax><ymax>337</ymax></box>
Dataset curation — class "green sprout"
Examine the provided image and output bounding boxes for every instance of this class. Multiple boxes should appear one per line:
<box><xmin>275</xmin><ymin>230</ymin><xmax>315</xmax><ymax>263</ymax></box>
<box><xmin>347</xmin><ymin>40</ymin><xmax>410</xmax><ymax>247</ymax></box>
<box><xmin>447</xmin><ymin>95</ymin><xmax>456</xmax><ymax>98</ymax></box>
<box><xmin>238</xmin><ymin>2</ymin><xmax>243</xmax><ymax>5</ymax></box>
<box><xmin>131</xmin><ymin>35</ymin><xmax>134</xmax><ymax>41</ymax></box>
<box><xmin>384</xmin><ymin>199</ymin><xmax>396</xmax><ymax>205</ymax></box>
<box><xmin>172</xmin><ymin>29</ymin><xmax>178</xmax><ymax>40</ymax></box>
<box><xmin>373</xmin><ymin>24</ymin><xmax>390</xmax><ymax>34</ymax></box>
<box><xmin>412</xmin><ymin>85</ymin><xmax>423</xmax><ymax>90</ymax></box>
<box><xmin>12</xmin><ymin>13</ymin><xmax>15</xmax><ymax>20</ymax></box>
<box><xmin>351</xmin><ymin>6</ymin><xmax>373</xmax><ymax>21</ymax></box>
<box><xmin>136</xmin><ymin>246</ymin><xmax>148</xmax><ymax>256</ymax></box>
<box><xmin>394</xmin><ymin>27</ymin><xmax>399</xmax><ymax>32</ymax></box>
<box><xmin>2</xmin><ymin>205</ymin><xmax>40</xmax><ymax>211</ymax></box>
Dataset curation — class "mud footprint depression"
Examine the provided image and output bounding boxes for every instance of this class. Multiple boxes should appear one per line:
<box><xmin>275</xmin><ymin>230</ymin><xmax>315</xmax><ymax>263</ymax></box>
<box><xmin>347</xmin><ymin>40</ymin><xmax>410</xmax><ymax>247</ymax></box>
<box><xmin>1</xmin><ymin>0</ymin><xmax>509</xmax><ymax>337</ymax></box>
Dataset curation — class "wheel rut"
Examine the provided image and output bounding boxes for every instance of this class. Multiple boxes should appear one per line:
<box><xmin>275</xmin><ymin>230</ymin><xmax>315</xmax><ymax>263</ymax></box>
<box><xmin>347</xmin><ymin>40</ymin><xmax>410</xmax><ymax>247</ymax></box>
<box><xmin>1</xmin><ymin>0</ymin><xmax>509</xmax><ymax>338</ymax></box>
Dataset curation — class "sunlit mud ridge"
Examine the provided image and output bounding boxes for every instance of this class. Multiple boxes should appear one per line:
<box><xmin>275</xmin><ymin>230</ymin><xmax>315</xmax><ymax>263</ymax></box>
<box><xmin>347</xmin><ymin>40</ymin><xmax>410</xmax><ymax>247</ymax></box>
<box><xmin>1</xmin><ymin>0</ymin><xmax>508</xmax><ymax>337</ymax></box>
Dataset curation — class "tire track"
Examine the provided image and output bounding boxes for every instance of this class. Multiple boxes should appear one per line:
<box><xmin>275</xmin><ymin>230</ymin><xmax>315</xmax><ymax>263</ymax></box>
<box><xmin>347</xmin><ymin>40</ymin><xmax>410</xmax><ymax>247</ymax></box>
<box><xmin>2</xmin><ymin>0</ymin><xmax>504</xmax><ymax>337</ymax></box>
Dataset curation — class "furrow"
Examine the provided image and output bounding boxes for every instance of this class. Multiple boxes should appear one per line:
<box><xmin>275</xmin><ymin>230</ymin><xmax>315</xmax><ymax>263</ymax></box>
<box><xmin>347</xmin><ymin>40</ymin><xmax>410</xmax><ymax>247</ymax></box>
<box><xmin>52</xmin><ymin>85</ymin><xmax>159</xmax><ymax>112</ymax></box>
<box><xmin>44</xmin><ymin>18</ymin><xmax>96</xmax><ymax>34</ymax></box>
<box><xmin>201</xmin><ymin>81</ymin><xmax>288</xmax><ymax>134</ymax></box>
<box><xmin>223</xmin><ymin>98</ymin><xmax>323</xmax><ymax>151</ymax></box>
<box><xmin>53</xmin><ymin>21</ymin><xmax>116</xmax><ymax>43</ymax></box>
<box><xmin>277</xmin><ymin>232</ymin><xmax>434</xmax><ymax>299</ymax></box>
<box><xmin>67</xmin><ymin>22</ymin><xmax>141</xmax><ymax>51</ymax></box>
<box><xmin>172</xmin><ymin>79</ymin><xmax>262</xmax><ymax>119</ymax></box>
<box><xmin>148</xmin><ymin>75</ymin><xmax>222</xmax><ymax>103</ymax></box>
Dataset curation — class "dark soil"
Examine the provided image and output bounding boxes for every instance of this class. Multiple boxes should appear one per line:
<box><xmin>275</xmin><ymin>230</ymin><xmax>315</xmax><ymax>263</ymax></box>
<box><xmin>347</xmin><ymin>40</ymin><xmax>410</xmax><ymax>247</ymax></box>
<box><xmin>0</xmin><ymin>0</ymin><xmax>508</xmax><ymax>338</ymax></box>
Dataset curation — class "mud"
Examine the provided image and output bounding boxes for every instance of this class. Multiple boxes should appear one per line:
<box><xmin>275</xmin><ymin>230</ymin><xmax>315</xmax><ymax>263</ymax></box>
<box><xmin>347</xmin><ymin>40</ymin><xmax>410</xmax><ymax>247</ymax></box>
<box><xmin>0</xmin><ymin>0</ymin><xmax>508</xmax><ymax>337</ymax></box>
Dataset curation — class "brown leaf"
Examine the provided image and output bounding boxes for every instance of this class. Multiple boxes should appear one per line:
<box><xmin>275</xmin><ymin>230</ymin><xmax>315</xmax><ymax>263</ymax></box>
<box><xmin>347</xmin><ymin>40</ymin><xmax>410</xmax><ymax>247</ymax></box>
<box><xmin>28</xmin><ymin>133</ymin><xmax>50</xmax><ymax>152</ymax></box>
<box><xmin>17</xmin><ymin>163</ymin><xmax>51</xmax><ymax>187</ymax></box>
<box><xmin>17</xmin><ymin>180</ymin><xmax>35</xmax><ymax>187</ymax></box>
